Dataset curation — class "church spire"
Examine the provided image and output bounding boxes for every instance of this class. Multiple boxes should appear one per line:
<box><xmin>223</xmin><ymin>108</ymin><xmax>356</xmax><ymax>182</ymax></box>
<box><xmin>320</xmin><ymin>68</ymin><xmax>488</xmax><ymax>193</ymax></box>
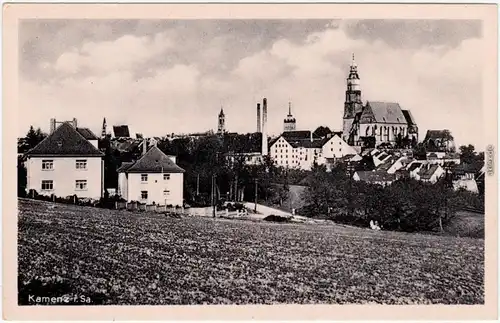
<box><xmin>288</xmin><ymin>101</ymin><xmax>292</xmax><ymax>116</ymax></box>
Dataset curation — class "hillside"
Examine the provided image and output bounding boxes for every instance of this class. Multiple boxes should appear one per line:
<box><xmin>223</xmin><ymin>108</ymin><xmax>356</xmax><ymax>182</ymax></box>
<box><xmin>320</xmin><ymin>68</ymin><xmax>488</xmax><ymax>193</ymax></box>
<box><xmin>18</xmin><ymin>198</ymin><xmax>484</xmax><ymax>305</ymax></box>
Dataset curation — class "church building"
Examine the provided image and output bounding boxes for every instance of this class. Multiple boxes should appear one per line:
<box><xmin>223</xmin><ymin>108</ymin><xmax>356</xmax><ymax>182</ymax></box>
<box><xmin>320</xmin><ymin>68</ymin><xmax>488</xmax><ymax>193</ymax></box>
<box><xmin>342</xmin><ymin>55</ymin><xmax>418</xmax><ymax>148</ymax></box>
<box><xmin>283</xmin><ymin>102</ymin><xmax>297</xmax><ymax>132</ymax></box>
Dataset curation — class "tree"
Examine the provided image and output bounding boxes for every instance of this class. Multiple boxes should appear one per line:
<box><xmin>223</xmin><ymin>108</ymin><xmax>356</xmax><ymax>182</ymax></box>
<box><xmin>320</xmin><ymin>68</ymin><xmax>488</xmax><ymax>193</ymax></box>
<box><xmin>459</xmin><ymin>144</ymin><xmax>476</xmax><ymax>164</ymax></box>
<box><xmin>25</xmin><ymin>126</ymin><xmax>46</xmax><ymax>149</ymax></box>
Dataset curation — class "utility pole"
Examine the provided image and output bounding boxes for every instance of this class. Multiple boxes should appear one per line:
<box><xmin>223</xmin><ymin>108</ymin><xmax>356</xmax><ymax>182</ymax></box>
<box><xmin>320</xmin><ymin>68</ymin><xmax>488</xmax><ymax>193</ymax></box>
<box><xmin>196</xmin><ymin>173</ymin><xmax>199</xmax><ymax>196</ymax></box>
<box><xmin>254</xmin><ymin>178</ymin><xmax>258</xmax><ymax>212</ymax></box>
<box><xmin>212</xmin><ymin>174</ymin><xmax>217</xmax><ymax>218</ymax></box>
<box><xmin>348</xmin><ymin>162</ymin><xmax>354</xmax><ymax>218</ymax></box>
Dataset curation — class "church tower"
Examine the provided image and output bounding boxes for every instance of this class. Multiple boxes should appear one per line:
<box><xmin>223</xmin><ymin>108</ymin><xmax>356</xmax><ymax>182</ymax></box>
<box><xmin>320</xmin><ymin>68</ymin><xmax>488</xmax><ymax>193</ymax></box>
<box><xmin>283</xmin><ymin>102</ymin><xmax>297</xmax><ymax>132</ymax></box>
<box><xmin>101</xmin><ymin>117</ymin><xmax>107</xmax><ymax>138</ymax></box>
<box><xmin>342</xmin><ymin>54</ymin><xmax>363</xmax><ymax>142</ymax></box>
<box><xmin>217</xmin><ymin>107</ymin><xmax>225</xmax><ymax>134</ymax></box>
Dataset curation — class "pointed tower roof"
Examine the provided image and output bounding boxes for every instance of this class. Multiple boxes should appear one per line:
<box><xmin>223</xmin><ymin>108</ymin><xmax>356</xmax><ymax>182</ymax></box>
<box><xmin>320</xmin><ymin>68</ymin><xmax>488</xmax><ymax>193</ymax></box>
<box><xmin>26</xmin><ymin>122</ymin><xmax>104</xmax><ymax>157</ymax></box>
<box><xmin>348</xmin><ymin>53</ymin><xmax>360</xmax><ymax>80</ymax></box>
<box><xmin>219</xmin><ymin>107</ymin><xmax>225</xmax><ymax>116</ymax></box>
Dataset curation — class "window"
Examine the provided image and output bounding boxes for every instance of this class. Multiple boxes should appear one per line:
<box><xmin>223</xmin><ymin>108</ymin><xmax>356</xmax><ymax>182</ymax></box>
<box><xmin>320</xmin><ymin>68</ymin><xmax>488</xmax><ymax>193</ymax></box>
<box><xmin>163</xmin><ymin>190</ymin><xmax>170</xmax><ymax>196</ymax></box>
<box><xmin>76</xmin><ymin>160</ymin><xmax>87</xmax><ymax>170</ymax></box>
<box><xmin>141</xmin><ymin>174</ymin><xmax>148</xmax><ymax>182</ymax></box>
<box><xmin>75</xmin><ymin>180</ymin><xmax>87</xmax><ymax>190</ymax></box>
<box><xmin>141</xmin><ymin>191</ymin><xmax>148</xmax><ymax>200</ymax></box>
<box><xmin>41</xmin><ymin>180</ymin><xmax>53</xmax><ymax>191</ymax></box>
<box><xmin>42</xmin><ymin>160</ymin><xmax>53</xmax><ymax>170</ymax></box>
<box><xmin>163</xmin><ymin>174</ymin><xmax>170</xmax><ymax>180</ymax></box>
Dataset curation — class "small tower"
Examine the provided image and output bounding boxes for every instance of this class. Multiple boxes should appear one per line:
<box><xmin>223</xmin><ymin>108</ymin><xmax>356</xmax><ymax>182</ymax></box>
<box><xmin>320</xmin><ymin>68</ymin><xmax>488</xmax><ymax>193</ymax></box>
<box><xmin>283</xmin><ymin>102</ymin><xmax>296</xmax><ymax>132</ymax></box>
<box><xmin>101</xmin><ymin>117</ymin><xmax>107</xmax><ymax>138</ymax></box>
<box><xmin>217</xmin><ymin>107</ymin><xmax>225</xmax><ymax>135</ymax></box>
<box><xmin>342</xmin><ymin>54</ymin><xmax>363</xmax><ymax>142</ymax></box>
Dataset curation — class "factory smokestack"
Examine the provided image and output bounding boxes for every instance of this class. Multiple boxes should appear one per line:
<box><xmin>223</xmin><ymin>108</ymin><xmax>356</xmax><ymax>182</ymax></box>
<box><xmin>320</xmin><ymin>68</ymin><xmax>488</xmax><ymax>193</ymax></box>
<box><xmin>261</xmin><ymin>98</ymin><xmax>268</xmax><ymax>156</ymax></box>
<box><xmin>256</xmin><ymin>103</ymin><xmax>261</xmax><ymax>133</ymax></box>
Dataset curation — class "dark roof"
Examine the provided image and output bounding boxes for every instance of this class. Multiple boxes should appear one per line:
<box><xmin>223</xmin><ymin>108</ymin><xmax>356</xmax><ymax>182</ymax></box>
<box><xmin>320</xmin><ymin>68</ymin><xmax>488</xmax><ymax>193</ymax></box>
<box><xmin>355</xmin><ymin>171</ymin><xmax>396</xmax><ymax>182</ymax></box>
<box><xmin>113</xmin><ymin>125</ymin><xmax>130</xmax><ymax>138</ymax></box>
<box><xmin>424</xmin><ymin>130</ymin><xmax>451</xmax><ymax>140</ymax></box>
<box><xmin>76</xmin><ymin>127</ymin><xmax>99</xmax><ymax>140</ymax></box>
<box><xmin>377</xmin><ymin>157</ymin><xmax>397</xmax><ymax>171</ymax></box>
<box><xmin>365</xmin><ymin>101</ymin><xmax>407</xmax><ymax>124</ymax></box>
<box><xmin>26</xmin><ymin>122</ymin><xmax>104</xmax><ymax>157</ymax></box>
<box><xmin>282</xmin><ymin>130</ymin><xmax>314</xmax><ymax>140</ymax></box>
<box><xmin>401</xmin><ymin>110</ymin><xmax>417</xmax><ymax>126</ymax></box>
<box><xmin>125</xmin><ymin>146</ymin><xmax>185</xmax><ymax>173</ymax></box>
<box><xmin>117</xmin><ymin>162</ymin><xmax>134</xmax><ymax>173</ymax></box>
<box><xmin>407</xmin><ymin>162</ymin><xmax>422</xmax><ymax>172</ymax></box>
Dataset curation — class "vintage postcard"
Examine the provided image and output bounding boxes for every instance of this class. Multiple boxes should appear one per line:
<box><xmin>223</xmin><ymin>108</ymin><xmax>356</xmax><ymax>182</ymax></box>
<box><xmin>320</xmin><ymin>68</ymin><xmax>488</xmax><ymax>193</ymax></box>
<box><xmin>3</xmin><ymin>3</ymin><xmax>498</xmax><ymax>321</ymax></box>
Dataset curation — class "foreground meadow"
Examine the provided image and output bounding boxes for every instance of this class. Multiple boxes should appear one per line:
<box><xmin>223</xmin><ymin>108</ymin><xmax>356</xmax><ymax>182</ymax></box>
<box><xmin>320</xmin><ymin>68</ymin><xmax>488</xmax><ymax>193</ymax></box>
<box><xmin>18</xmin><ymin>198</ymin><xmax>484</xmax><ymax>305</ymax></box>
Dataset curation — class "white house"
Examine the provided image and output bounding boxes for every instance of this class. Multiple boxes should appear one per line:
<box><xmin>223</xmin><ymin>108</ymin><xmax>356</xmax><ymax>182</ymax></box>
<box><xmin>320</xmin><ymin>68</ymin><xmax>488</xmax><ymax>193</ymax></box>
<box><xmin>25</xmin><ymin>122</ymin><xmax>105</xmax><ymax>199</ymax></box>
<box><xmin>117</xmin><ymin>146</ymin><xmax>185</xmax><ymax>206</ymax></box>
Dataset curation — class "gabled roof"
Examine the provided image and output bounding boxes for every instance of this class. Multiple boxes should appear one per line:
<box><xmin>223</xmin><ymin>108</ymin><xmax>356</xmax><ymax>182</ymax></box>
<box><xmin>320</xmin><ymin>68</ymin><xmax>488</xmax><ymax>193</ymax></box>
<box><xmin>401</xmin><ymin>110</ymin><xmax>417</xmax><ymax>126</ymax></box>
<box><xmin>124</xmin><ymin>146</ymin><xmax>185</xmax><ymax>174</ymax></box>
<box><xmin>365</xmin><ymin>101</ymin><xmax>407</xmax><ymax>124</ymax></box>
<box><xmin>76</xmin><ymin>127</ymin><xmax>99</xmax><ymax>140</ymax></box>
<box><xmin>26</xmin><ymin>122</ymin><xmax>104</xmax><ymax>157</ymax></box>
<box><xmin>113</xmin><ymin>125</ymin><xmax>130</xmax><ymax>138</ymax></box>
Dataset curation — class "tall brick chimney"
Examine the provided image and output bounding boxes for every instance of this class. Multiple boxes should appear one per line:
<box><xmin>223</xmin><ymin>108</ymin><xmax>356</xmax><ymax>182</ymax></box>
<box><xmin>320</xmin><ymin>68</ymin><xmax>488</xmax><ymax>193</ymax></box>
<box><xmin>72</xmin><ymin>118</ymin><xmax>78</xmax><ymax>128</ymax></box>
<box><xmin>261</xmin><ymin>98</ymin><xmax>268</xmax><ymax>156</ymax></box>
<box><xmin>256</xmin><ymin>103</ymin><xmax>261</xmax><ymax>133</ymax></box>
<box><xmin>49</xmin><ymin>118</ymin><xmax>57</xmax><ymax>134</ymax></box>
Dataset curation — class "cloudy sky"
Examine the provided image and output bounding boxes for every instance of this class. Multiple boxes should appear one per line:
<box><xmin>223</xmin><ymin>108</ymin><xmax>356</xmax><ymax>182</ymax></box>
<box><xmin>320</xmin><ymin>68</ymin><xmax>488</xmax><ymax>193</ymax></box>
<box><xmin>19</xmin><ymin>19</ymin><xmax>483</xmax><ymax>147</ymax></box>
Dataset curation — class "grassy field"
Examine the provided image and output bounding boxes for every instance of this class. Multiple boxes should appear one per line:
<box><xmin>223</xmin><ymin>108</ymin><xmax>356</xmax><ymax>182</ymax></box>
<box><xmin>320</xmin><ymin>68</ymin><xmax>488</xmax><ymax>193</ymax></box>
<box><xmin>18</xmin><ymin>198</ymin><xmax>484</xmax><ymax>305</ymax></box>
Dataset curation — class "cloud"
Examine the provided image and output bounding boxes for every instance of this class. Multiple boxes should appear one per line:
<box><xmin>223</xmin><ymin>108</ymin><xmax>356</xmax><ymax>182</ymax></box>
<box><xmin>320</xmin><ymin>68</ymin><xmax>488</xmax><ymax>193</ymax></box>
<box><xmin>19</xmin><ymin>20</ymin><xmax>484</xmax><ymax>149</ymax></box>
<box><xmin>53</xmin><ymin>33</ymin><xmax>174</xmax><ymax>75</ymax></box>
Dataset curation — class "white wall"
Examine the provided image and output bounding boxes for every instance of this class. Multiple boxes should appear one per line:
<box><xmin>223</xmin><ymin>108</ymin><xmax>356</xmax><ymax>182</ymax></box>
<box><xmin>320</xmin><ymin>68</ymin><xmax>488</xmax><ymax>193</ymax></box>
<box><xmin>89</xmin><ymin>139</ymin><xmax>99</xmax><ymax>149</ymax></box>
<box><xmin>117</xmin><ymin>172</ymin><xmax>128</xmax><ymax>200</ymax></box>
<box><xmin>27</xmin><ymin>157</ymin><xmax>103</xmax><ymax>199</ymax></box>
<box><xmin>321</xmin><ymin>135</ymin><xmax>357</xmax><ymax>159</ymax></box>
<box><xmin>127</xmin><ymin>172</ymin><xmax>183</xmax><ymax>206</ymax></box>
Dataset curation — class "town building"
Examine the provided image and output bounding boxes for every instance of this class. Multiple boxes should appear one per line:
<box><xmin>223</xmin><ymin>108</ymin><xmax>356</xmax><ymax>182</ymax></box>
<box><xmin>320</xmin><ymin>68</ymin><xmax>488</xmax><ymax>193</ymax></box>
<box><xmin>225</xmin><ymin>152</ymin><xmax>264</xmax><ymax>166</ymax></box>
<box><xmin>117</xmin><ymin>146</ymin><xmax>185</xmax><ymax>206</ymax></box>
<box><xmin>283</xmin><ymin>102</ymin><xmax>297</xmax><ymax>132</ymax></box>
<box><xmin>353</xmin><ymin>171</ymin><xmax>396</xmax><ymax>186</ymax></box>
<box><xmin>269</xmin><ymin>130</ymin><xmax>356</xmax><ymax>170</ymax></box>
<box><xmin>24</xmin><ymin>120</ymin><xmax>104</xmax><ymax>199</ymax></box>
<box><xmin>342</xmin><ymin>55</ymin><xmax>418</xmax><ymax>148</ymax></box>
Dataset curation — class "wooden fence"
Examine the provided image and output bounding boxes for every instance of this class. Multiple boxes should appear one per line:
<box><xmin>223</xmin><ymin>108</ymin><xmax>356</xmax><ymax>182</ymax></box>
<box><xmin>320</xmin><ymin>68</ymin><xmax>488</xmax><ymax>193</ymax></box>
<box><xmin>115</xmin><ymin>202</ymin><xmax>248</xmax><ymax>218</ymax></box>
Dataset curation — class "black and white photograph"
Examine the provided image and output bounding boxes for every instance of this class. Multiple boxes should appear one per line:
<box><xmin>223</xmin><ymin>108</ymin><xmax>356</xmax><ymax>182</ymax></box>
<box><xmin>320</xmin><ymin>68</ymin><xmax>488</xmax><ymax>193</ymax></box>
<box><xmin>5</xmin><ymin>3</ymin><xmax>498</xmax><ymax>321</ymax></box>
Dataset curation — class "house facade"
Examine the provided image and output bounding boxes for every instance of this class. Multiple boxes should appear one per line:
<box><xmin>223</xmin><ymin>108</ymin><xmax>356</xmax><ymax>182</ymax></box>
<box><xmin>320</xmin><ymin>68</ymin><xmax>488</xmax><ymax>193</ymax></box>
<box><xmin>25</xmin><ymin>122</ymin><xmax>104</xmax><ymax>199</ymax></box>
<box><xmin>117</xmin><ymin>146</ymin><xmax>185</xmax><ymax>206</ymax></box>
